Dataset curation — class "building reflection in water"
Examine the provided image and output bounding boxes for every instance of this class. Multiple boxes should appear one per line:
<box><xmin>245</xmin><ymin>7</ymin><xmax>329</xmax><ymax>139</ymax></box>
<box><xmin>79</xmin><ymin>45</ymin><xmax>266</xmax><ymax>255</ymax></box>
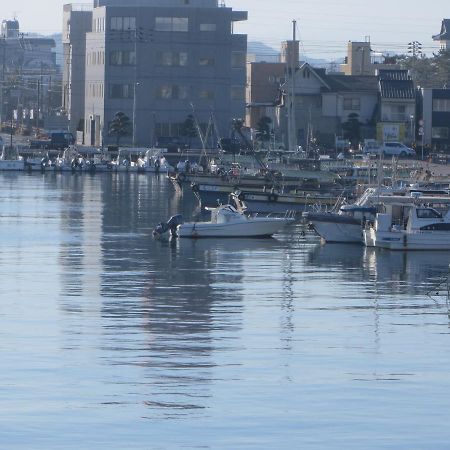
<box><xmin>97</xmin><ymin>175</ymin><xmax>252</xmax><ymax>416</ymax></box>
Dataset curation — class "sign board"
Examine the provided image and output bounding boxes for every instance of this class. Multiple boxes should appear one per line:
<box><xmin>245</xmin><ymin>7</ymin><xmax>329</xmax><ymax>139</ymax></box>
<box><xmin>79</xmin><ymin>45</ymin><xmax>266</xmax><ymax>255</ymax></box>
<box><xmin>377</xmin><ymin>123</ymin><xmax>405</xmax><ymax>142</ymax></box>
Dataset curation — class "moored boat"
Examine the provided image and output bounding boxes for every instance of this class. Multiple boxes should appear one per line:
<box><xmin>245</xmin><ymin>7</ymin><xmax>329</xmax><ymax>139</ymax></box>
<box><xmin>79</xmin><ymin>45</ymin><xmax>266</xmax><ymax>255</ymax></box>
<box><xmin>153</xmin><ymin>204</ymin><xmax>293</xmax><ymax>239</ymax></box>
<box><xmin>364</xmin><ymin>201</ymin><xmax>450</xmax><ymax>250</ymax></box>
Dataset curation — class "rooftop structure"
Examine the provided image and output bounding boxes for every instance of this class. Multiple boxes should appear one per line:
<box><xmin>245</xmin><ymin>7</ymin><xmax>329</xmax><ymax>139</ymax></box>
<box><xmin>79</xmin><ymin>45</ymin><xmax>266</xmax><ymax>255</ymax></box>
<box><xmin>433</xmin><ymin>19</ymin><xmax>450</xmax><ymax>50</ymax></box>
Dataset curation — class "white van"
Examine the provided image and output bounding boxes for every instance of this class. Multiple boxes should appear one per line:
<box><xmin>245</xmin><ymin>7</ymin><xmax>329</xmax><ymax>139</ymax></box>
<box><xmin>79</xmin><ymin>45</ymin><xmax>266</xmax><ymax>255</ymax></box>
<box><xmin>362</xmin><ymin>141</ymin><xmax>416</xmax><ymax>157</ymax></box>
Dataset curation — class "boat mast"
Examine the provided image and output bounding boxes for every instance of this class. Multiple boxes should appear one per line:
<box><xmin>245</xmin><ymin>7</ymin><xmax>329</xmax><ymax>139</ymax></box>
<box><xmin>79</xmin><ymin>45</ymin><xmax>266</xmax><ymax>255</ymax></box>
<box><xmin>287</xmin><ymin>20</ymin><xmax>298</xmax><ymax>153</ymax></box>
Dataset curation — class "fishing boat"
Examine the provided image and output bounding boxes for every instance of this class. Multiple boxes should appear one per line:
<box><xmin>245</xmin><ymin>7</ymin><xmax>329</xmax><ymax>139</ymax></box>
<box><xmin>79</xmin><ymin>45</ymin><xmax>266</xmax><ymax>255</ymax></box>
<box><xmin>364</xmin><ymin>200</ymin><xmax>450</xmax><ymax>250</ymax></box>
<box><xmin>153</xmin><ymin>204</ymin><xmax>293</xmax><ymax>239</ymax></box>
<box><xmin>0</xmin><ymin>146</ymin><xmax>25</xmax><ymax>171</ymax></box>
<box><xmin>303</xmin><ymin>186</ymin><xmax>450</xmax><ymax>244</ymax></box>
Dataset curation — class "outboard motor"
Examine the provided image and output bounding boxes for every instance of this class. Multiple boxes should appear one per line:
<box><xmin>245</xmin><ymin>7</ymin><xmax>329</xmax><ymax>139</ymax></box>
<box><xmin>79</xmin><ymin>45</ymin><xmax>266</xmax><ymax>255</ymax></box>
<box><xmin>153</xmin><ymin>214</ymin><xmax>183</xmax><ymax>239</ymax></box>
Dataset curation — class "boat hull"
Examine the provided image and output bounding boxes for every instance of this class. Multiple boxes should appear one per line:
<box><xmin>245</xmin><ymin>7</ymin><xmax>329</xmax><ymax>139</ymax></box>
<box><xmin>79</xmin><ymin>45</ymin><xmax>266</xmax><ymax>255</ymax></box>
<box><xmin>364</xmin><ymin>228</ymin><xmax>450</xmax><ymax>250</ymax></box>
<box><xmin>176</xmin><ymin>218</ymin><xmax>291</xmax><ymax>238</ymax></box>
<box><xmin>0</xmin><ymin>160</ymin><xmax>25</xmax><ymax>171</ymax></box>
<box><xmin>311</xmin><ymin>218</ymin><xmax>363</xmax><ymax>243</ymax></box>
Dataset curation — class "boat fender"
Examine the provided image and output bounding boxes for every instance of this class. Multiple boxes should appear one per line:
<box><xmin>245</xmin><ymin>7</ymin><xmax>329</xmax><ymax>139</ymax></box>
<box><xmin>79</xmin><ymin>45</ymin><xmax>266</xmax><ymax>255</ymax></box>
<box><xmin>268</xmin><ymin>193</ymin><xmax>278</xmax><ymax>202</ymax></box>
<box><xmin>177</xmin><ymin>172</ymin><xmax>186</xmax><ymax>182</ymax></box>
<box><xmin>191</xmin><ymin>183</ymin><xmax>199</xmax><ymax>193</ymax></box>
<box><xmin>238</xmin><ymin>192</ymin><xmax>246</xmax><ymax>201</ymax></box>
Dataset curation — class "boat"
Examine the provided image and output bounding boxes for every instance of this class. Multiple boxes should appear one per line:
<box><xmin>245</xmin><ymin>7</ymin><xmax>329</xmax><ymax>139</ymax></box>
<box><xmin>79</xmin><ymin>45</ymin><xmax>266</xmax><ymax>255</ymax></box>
<box><xmin>232</xmin><ymin>189</ymin><xmax>341</xmax><ymax>215</ymax></box>
<box><xmin>153</xmin><ymin>204</ymin><xmax>293</xmax><ymax>239</ymax></box>
<box><xmin>111</xmin><ymin>148</ymin><xmax>174</xmax><ymax>173</ymax></box>
<box><xmin>364</xmin><ymin>200</ymin><xmax>450</xmax><ymax>250</ymax></box>
<box><xmin>0</xmin><ymin>146</ymin><xmax>26</xmax><ymax>171</ymax></box>
<box><xmin>304</xmin><ymin>186</ymin><xmax>450</xmax><ymax>244</ymax></box>
<box><xmin>303</xmin><ymin>187</ymin><xmax>391</xmax><ymax>243</ymax></box>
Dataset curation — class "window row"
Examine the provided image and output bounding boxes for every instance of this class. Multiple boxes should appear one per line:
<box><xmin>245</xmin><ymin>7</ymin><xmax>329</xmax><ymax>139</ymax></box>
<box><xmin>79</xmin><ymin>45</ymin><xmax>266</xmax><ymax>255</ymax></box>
<box><xmin>93</xmin><ymin>17</ymin><xmax>105</xmax><ymax>33</ymax></box>
<box><xmin>433</xmin><ymin>98</ymin><xmax>450</xmax><ymax>112</ymax></box>
<box><xmin>87</xmin><ymin>82</ymin><xmax>104</xmax><ymax>98</ymax></box>
<box><xmin>110</xmin><ymin>50</ymin><xmax>136</xmax><ymax>66</ymax></box>
<box><xmin>111</xmin><ymin>17</ymin><xmax>136</xmax><ymax>31</ymax></box>
<box><xmin>106</xmin><ymin>83</ymin><xmax>244</xmax><ymax>101</ymax></box>
<box><xmin>87</xmin><ymin>51</ymin><xmax>105</xmax><ymax>66</ymax></box>
<box><xmin>432</xmin><ymin>127</ymin><xmax>449</xmax><ymax>139</ymax></box>
<box><xmin>109</xmin><ymin>16</ymin><xmax>218</xmax><ymax>33</ymax></box>
<box><xmin>106</xmin><ymin>50</ymin><xmax>244</xmax><ymax>68</ymax></box>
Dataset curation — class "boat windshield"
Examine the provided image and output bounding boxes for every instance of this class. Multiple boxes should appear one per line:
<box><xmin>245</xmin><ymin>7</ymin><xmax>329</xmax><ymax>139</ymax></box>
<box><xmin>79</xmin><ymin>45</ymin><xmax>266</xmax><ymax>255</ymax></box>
<box><xmin>416</xmin><ymin>208</ymin><xmax>442</xmax><ymax>219</ymax></box>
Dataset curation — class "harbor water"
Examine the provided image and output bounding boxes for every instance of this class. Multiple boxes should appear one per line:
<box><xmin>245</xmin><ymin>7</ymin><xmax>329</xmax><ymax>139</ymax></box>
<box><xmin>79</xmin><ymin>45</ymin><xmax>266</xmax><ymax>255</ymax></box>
<box><xmin>2</xmin><ymin>172</ymin><xmax>450</xmax><ymax>449</ymax></box>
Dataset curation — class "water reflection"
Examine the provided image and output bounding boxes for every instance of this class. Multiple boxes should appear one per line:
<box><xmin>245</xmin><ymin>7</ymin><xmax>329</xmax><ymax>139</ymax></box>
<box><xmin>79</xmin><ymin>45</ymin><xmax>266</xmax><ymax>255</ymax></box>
<box><xmin>5</xmin><ymin>173</ymin><xmax>450</xmax><ymax>447</ymax></box>
<box><xmin>307</xmin><ymin>242</ymin><xmax>450</xmax><ymax>296</ymax></box>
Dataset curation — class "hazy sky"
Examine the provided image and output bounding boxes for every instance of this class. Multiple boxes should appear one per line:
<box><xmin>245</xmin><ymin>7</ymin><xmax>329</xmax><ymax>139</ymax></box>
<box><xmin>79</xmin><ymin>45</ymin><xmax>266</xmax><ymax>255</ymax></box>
<box><xmin>4</xmin><ymin>0</ymin><xmax>448</xmax><ymax>58</ymax></box>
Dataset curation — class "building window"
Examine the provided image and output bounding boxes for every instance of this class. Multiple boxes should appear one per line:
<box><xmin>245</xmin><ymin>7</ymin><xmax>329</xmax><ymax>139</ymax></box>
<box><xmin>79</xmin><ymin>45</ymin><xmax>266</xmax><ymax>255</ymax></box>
<box><xmin>156</xmin><ymin>51</ymin><xmax>188</xmax><ymax>66</ymax></box>
<box><xmin>199</xmin><ymin>57</ymin><xmax>215</xmax><ymax>66</ymax></box>
<box><xmin>110</xmin><ymin>84</ymin><xmax>134</xmax><ymax>99</ymax></box>
<box><xmin>433</xmin><ymin>98</ymin><xmax>450</xmax><ymax>112</ymax></box>
<box><xmin>155</xmin><ymin>17</ymin><xmax>188</xmax><ymax>32</ymax></box>
<box><xmin>199</xmin><ymin>90</ymin><xmax>215</xmax><ymax>100</ymax></box>
<box><xmin>343</xmin><ymin>98</ymin><xmax>361</xmax><ymax>111</ymax></box>
<box><xmin>110</xmin><ymin>50</ymin><xmax>136</xmax><ymax>66</ymax></box>
<box><xmin>157</xmin><ymin>85</ymin><xmax>189</xmax><ymax>100</ymax></box>
<box><xmin>200</xmin><ymin>23</ymin><xmax>216</xmax><ymax>32</ymax></box>
<box><xmin>432</xmin><ymin>127</ymin><xmax>449</xmax><ymax>139</ymax></box>
<box><xmin>111</xmin><ymin>17</ymin><xmax>136</xmax><ymax>31</ymax></box>
<box><xmin>231</xmin><ymin>86</ymin><xmax>245</xmax><ymax>101</ymax></box>
<box><xmin>231</xmin><ymin>51</ymin><xmax>246</xmax><ymax>68</ymax></box>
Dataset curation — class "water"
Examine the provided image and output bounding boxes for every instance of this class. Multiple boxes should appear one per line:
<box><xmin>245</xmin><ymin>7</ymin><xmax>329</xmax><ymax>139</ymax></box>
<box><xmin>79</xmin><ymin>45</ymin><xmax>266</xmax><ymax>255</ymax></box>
<box><xmin>1</xmin><ymin>172</ymin><xmax>450</xmax><ymax>449</ymax></box>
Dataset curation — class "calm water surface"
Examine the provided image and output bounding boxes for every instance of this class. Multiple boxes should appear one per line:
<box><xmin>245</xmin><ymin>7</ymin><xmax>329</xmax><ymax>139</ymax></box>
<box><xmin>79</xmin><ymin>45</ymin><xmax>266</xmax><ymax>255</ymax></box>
<box><xmin>1</xmin><ymin>173</ymin><xmax>450</xmax><ymax>449</ymax></box>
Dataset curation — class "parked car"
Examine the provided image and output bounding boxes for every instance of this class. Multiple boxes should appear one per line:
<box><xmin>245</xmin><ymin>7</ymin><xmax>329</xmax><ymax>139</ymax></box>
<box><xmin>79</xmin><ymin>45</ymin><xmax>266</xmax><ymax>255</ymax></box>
<box><xmin>362</xmin><ymin>141</ymin><xmax>416</xmax><ymax>158</ymax></box>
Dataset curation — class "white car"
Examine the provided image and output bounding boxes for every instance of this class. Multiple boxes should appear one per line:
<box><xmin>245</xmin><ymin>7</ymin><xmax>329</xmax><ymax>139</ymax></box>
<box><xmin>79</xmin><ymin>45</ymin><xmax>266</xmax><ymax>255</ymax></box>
<box><xmin>363</xmin><ymin>142</ymin><xmax>416</xmax><ymax>158</ymax></box>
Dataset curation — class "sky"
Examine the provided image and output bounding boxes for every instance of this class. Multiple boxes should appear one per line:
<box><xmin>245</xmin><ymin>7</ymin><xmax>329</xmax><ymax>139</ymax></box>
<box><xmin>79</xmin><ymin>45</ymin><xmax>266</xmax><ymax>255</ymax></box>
<box><xmin>3</xmin><ymin>0</ymin><xmax>448</xmax><ymax>59</ymax></box>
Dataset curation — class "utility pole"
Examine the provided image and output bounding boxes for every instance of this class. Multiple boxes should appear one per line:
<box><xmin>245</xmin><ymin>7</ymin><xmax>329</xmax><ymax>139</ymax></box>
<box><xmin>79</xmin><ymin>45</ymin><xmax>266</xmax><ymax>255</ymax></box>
<box><xmin>0</xmin><ymin>37</ymin><xmax>5</xmax><ymax>128</ymax></box>
<box><xmin>408</xmin><ymin>41</ymin><xmax>423</xmax><ymax>58</ymax></box>
<box><xmin>36</xmin><ymin>78</ymin><xmax>40</xmax><ymax>136</ymax></box>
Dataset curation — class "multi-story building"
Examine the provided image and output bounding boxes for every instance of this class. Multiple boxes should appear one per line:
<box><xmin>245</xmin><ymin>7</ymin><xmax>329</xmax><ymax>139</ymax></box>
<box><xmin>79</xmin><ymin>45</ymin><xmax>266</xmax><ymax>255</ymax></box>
<box><xmin>62</xmin><ymin>4</ymin><xmax>93</xmax><ymax>136</ymax></box>
<box><xmin>67</xmin><ymin>0</ymin><xmax>247</xmax><ymax>146</ymax></box>
<box><xmin>0</xmin><ymin>19</ymin><xmax>58</xmax><ymax>129</ymax></box>
<box><xmin>433</xmin><ymin>19</ymin><xmax>450</xmax><ymax>51</ymax></box>
<box><xmin>377</xmin><ymin>69</ymin><xmax>416</xmax><ymax>143</ymax></box>
<box><xmin>421</xmin><ymin>88</ymin><xmax>450</xmax><ymax>151</ymax></box>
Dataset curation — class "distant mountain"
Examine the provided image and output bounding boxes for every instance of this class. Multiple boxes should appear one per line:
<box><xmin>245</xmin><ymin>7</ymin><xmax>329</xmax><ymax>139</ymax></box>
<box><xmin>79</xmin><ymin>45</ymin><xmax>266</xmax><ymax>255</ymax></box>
<box><xmin>248</xmin><ymin>40</ymin><xmax>342</xmax><ymax>70</ymax></box>
<box><xmin>247</xmin><ymin>41</ymin><xmax>280</xmax><ymax>62</ymax></box>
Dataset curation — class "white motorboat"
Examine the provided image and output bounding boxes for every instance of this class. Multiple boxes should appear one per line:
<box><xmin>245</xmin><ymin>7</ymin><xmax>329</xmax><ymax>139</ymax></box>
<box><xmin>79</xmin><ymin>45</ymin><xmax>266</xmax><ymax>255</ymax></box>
<box><xmin>153</xmin><ymin>205</ymin><xmax>293</xmax><ymax>239</ymax></box>
<box><xmin>303</xmin><ymin>187</ymin><xmax>395</xmax><ymax>243</ymax></box>
<box><xmin>0</xmin><ymin>146</ymin><xmax>25</xmax><ymax>171</ymax></box>
<box><xmin>364</xmin><ymin>202</ymin><xmax>450</xmax><ymax>250</ymax></box>
<box><xmin>304</xmin><ymin>186</ymin><xmax>450</xmax><ymax>244</ymax></box>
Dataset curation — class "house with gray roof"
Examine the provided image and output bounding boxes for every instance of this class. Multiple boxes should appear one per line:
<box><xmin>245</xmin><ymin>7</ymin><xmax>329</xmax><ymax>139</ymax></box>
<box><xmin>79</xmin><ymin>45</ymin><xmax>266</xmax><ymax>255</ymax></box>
<box><xmin>377</xmin><ymin>69</ymin><xmax>416</xmax><ymax>143</ymax></box>
<box><xmin>433</xmin><ymin>19</ymin><xmax>450</xmax><ymax>51</ymax></box>
<box><xmin>278</xmin><ymin>63</ymin><xmax>379</xmax><ymax>149</ymax></box>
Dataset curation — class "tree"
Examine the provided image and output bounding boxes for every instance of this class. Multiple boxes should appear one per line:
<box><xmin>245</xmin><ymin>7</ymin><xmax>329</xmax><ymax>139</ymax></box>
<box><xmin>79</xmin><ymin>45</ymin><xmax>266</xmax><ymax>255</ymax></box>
<box><xmin>231</xmin><ymin>118</ymin><xmax>251</xmax><ymax>150</ymax></box>
<box><xmin>342</xmin><ymin>113</ymin><xmax>361</xmax><ymax>148</ymax></box>
<box><xmin>109</xmin><ymin>111</ymin><xmax>132</xmax><ymax>146</ymax></box>
<box><xmin>397</xmin><ymin>50</ymin><xmax>450</xmax><ymax>88</ymax></box>
<box><xmin>255</xmin><ymin>116</ymin><xmax>272</xmax><ymax>142</ymax></box>
<box><xmin>180</xmin><ymin>114</ymin><xmax>198</xmax><ymax>148</ymax></box>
